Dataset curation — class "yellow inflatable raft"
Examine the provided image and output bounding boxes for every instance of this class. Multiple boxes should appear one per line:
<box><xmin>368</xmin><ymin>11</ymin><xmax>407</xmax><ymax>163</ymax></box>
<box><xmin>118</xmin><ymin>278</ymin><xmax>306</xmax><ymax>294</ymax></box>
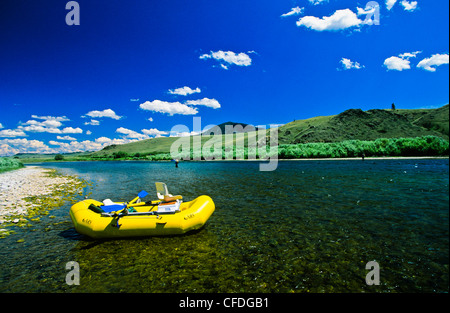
<box><xmin>69</xmin><ymin>182</ymin><xmax>215</xmax><ymax>239</ymax></box>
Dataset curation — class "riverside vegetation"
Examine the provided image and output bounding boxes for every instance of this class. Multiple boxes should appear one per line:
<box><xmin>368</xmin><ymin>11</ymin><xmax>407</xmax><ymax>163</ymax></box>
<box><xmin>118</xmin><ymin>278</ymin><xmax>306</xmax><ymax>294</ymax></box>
<box><xmin>0</xmin><ymin>157</ymin><xmax>24</xmax><ymax>173</ymax></box>
<box><xmin>50</xmin><ymin>136</ymin><xmax>450</xmax><ymax>161</ymax></box>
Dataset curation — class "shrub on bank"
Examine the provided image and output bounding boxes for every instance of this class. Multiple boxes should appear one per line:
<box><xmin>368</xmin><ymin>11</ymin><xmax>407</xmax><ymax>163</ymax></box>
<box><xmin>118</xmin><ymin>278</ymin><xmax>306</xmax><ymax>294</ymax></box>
<box><xmin>278</xmin><ymin>136</ymin><xmax>449</xmax><ymax>159</ymax></box>
<box><xmin>113</xmin><ymin>151</ymin><xmax>129</xmax><ymax>159</ymax></box>
<box><xmin>0</xmin><ymin>157</ymin><xmax>25</xmax><ymax>173</ymax></box>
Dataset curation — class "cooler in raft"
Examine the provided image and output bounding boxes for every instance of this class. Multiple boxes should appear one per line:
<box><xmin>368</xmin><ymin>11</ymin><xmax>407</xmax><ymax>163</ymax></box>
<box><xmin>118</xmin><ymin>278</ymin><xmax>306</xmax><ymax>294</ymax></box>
<box><xmin>69</xmin><ymin>182</ymin><xmax>215</xmax><ymax>239</ymax></box>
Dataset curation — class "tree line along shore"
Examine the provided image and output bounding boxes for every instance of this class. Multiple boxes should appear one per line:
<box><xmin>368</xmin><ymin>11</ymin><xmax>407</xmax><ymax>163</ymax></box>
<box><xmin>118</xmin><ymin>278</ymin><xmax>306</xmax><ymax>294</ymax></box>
<box><xmin>9</xmin><ymin>135</ymin><xmax>448</xmax><ymax>163</ymax></box>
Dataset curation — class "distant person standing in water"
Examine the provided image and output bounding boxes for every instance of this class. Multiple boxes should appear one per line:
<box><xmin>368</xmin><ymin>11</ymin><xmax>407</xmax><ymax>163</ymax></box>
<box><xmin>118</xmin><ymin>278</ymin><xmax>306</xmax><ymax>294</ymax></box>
<box><xmin>175</xmin><ymin>159</ymin><xmax>179</xmax><ymax>168</ymax></box>
<box><xmin>362</xmin><ymin>153</ymin><xmax>365</xmax><ymax>161</ymax></box>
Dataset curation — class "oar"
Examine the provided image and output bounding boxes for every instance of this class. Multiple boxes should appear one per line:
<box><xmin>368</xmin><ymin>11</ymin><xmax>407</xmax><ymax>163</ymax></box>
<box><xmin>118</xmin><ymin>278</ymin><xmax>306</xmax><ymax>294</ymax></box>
<box><xmin>128</xmin><ymin>190</ymin><xmax>149</xmax><ymax>205</ymax></box>
<box><xmin>125</xmin><ymin>190</ymin><xmax>160</xmax><ymax>209</ymax></box>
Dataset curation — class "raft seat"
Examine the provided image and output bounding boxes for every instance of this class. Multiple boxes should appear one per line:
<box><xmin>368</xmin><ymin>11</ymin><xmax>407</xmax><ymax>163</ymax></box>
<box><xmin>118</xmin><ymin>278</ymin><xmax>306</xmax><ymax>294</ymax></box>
<box><xmin>155</xmin><ymin>182</ymin><xmax>183</xmax><ymax>203</ymax></box>
<box><xmin>88</xmin><ymin>203</ymin><xmax>126</xmax><ymax>214</ymax></box>
<box><xmin>100</xmin><ymin>199</ymin><xmax>126</xmax><ymax>213</ymax></box>
<box><xmin>101</xmin><ymin>204</ymin><xmax>126</xmax><ymax>213</ymax></box>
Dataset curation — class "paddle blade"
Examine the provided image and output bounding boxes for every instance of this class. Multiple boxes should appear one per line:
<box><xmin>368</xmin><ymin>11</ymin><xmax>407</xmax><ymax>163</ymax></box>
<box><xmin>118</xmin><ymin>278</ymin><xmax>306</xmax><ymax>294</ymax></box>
<box><xmin>138</xmin><ymin>190</ymin><xmax>148</xmax><ymax>198</ymax></box>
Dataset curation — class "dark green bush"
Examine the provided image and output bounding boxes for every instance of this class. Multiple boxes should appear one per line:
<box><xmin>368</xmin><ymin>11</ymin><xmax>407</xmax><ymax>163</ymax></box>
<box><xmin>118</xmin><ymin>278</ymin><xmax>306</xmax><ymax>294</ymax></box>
<box><xmin>0</xmin><ymin>157</ymin><xmax>24</xmax><ymax>173</ymax></box>
<box><xmin>113</xmin><ymin>151</ymin><xmax>129</xmax><ymax>159</ymax></box>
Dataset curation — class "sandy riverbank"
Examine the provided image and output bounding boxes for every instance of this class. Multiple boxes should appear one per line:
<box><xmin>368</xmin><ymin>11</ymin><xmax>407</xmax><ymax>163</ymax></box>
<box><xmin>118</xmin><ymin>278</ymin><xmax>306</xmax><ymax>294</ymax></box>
<box><xmin>0</xmin><ymin>166</ymin><xmax>86</xmax><ymax>230</ymax></box>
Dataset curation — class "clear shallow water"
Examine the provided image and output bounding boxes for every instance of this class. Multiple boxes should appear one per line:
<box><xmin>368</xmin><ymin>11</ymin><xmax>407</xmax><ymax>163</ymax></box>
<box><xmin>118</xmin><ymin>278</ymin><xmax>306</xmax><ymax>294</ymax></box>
<box><xmin>0</xmin><ymin>159</ymin><xmax>448</xmax><ymax>292</ymax></box>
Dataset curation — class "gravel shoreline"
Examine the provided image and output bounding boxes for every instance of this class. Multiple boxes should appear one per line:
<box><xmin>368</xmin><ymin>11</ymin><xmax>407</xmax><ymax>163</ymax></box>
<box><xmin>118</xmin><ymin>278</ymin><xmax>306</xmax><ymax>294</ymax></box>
<box><xmin>0</xmin><ymin>166</ymin><xmax>87</xmax><ymax>236</ymax></box>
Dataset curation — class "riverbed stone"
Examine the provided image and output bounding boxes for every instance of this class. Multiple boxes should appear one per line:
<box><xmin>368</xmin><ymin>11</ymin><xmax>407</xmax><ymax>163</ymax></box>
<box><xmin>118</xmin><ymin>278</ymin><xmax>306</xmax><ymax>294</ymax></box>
<box><xmin>0</xmin><ymin>166</ymin><xmax>86</xmax><ymax>237</ymax></box>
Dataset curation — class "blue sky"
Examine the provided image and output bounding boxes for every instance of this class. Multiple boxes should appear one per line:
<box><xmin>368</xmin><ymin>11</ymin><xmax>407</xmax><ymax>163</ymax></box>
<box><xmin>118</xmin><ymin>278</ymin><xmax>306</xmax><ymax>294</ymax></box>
<box><xmin>0</xmin><ymin>0</ymin><xmax>448</xmax><ymax>155</ymax></box>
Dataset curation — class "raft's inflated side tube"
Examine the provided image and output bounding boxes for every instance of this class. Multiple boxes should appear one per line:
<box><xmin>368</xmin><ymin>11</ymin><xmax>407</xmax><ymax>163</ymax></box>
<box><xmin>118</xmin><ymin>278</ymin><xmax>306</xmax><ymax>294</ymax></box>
<box><xmin>69</xmin><ymin>195</ymin><xmax>215</xmax><ymax>239</ymax></box>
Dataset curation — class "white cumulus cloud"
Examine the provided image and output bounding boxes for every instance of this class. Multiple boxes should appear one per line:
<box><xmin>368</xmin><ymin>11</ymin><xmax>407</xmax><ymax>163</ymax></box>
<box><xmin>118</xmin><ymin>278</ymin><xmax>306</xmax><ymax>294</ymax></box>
<box><xmin>386</xmin><ymin>0</ymin><xmax>398</xmax><ymax>10</ymax></box>
<box><xmin>94</xmin><ymin>137</ymin><xmax>133</xmax><ymax>146</ymax></box>
<box><xmin>84</xmin><ymin>119</ymin><xmax>100</xmax><ymax>126</ymax></box>
<box><xmin>168</xmin><ymin>86</ymin><xmax>201</xmax><ymax>96</ymax></box>
<box><xmin>185</xmin><ymin>98</ymin><xmax>221</xmax><ymax>109</ymax></box>
<box><xmin>31</xmin><ymin>115</ymin><xmax>70</xmax><ymax>122</ymax></box>
<box><xmin>116</xmin><ymin>127</ymin><xmax>149</xmax><ymax>140</ymax></box>
<box><xmin>399</xmin><ymin>51</ymin><xmax>422</xmax><ymax>59</ymax></box>
<box><xmin>339</xmin><ymin>58</ymin><xmax>365</xmax><ymax>70</ymax></box>
<box><xmin>383</xmin><ymin>51</ymin><xmax>421</xmax><ymax>71</ymax></box>
<box><xmin>384</xmin><ymin>56</ymin><xmax>411</xmax><ymax>71</ymax></box>
<box><xmin>61</xmin><ymin>127</ymin><xmax>83</xmax><ymax>134</ymax></box>
<box><xmin>17</xmin><ymin>125</ymin><xmax>82</xmax><ymax>134</ymax></box>
<box><xmin>0</xmin><ymin>138</ymin><xmax>54</xmax><ymax>155</ymax></box>
<box><xmin>83</xmin><ymin>109</ymin><xmax>122</xmax><ymax>120</ymax></box>
<box><xmin>16</xmin><ymin>115</ymin><xmax>82</xmax><ymax>135</ymax></box>
<box><xmin>296</xmin><ymin>9</ymin><xmax>363</xmax><ymax>32</ymax></box>
<box><xmin>281</xmin><ymin>7</ymin><xmax>304</xmax><ymax>17</ymax></box>
<box><xmin>0</xmin><ymin>134</ymin><xmax>151</xmax><ymax>156</ymax></box>
<box><xmin>200</xmin><ymin>50</ymin><xmax>252</xmax><ymax>69</ymax></box>
<box><xmin>140</xmin><ymin>100</ymin><xmax>198</xmax><ymax>116</ymax></box>
<box><xmin>57</xmin><ymin>136</ymin><xmax>77</xmax><ymax>141</ymax></box>
<box><xmin>417</xmin><ymin>53</ymin><xmax>450</xmax><ymax>72</ymax></box>
<box><xmin>22</xmin><ymin>115</ymin><xmax>68</xmax><ymax>129</ymax></box>
<box><xmin>0</xmin><ymin>129</ymin><xmax>27</xmax><ymax>138</ymax></box>
<box><xmin>142</xmin><ymin>128</ymin><xmax>169</xmax><ymax>138</ymax></box>
<box><xmin>309</xmin><ymin>0</ymin><xmax>328</xmax><ymax>5</ymax></box>
<box><xmin>401</xmin><ymin>0</ymin><xmax>418</xmax><ymax>11</ymax></box>
<box><xmin>48</xmin><ymin>137</ymin><xmax>140</xmax><ymax>154</ymax></box>
<box><xmin>115</xmin><ymin>127</ymin><xmax>169</xmax><ymax>140</ymax></box>
<box><xmin>0</xmin><ymin>143</ymin><xmax>19</xmax><ymax>156</ymax></box>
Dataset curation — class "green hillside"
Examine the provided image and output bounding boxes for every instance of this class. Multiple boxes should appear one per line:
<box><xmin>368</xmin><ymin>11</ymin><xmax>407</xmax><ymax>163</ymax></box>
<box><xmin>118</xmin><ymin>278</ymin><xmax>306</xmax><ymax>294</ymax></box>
<box><xmin>92</xmin><ymin>105</ymin><xmax>448</xmax><ymax>158</ymax></box>
<box><xmin>202</xmin><ymin>121</ymin><xmax>264</xmax><ymax>135</ymax></box>
<box><xmin>396</xmin><ymin>104</ymin><xmax>449</xmax><ymax>137</ymax></box>
<box><xmin>91</xmin><ymin>123</ymin><xmax>264</xmax><ymax>159</ymax></box>
<box><xmin>93</xmin><ymin>136</ymin><xmax>179</xmax><ymax>157</ymax></box>
<box><xmin>278</xmin><ymin>105</ymin><xmax>449</xmax><ymax>144</ymax></box>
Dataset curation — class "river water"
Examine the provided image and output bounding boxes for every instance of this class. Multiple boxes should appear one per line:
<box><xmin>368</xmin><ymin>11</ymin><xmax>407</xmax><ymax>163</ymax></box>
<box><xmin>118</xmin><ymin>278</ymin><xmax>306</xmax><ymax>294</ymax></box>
<box><xmin>0</xmin><ymin>159</ymin><xmax>448</xmax><ymax>292</ymax></box>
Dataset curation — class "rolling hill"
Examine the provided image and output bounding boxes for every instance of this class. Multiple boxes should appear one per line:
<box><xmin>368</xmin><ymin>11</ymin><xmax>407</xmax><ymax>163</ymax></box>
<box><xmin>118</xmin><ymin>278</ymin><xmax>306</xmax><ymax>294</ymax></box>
<box><xmin>90</xmin><ymin>105</ymin><xmax>448</xmax><ymax>157</ymax></box>
<box><xmin>202</xmin><ymin>121</ymin><xmax>264</xmax><ymax>135</ymax></box>
<box><xmin>91</xmin><ymin>122</ymin><xmax>263</xmax><ymax>158</ymax></box>
<box><xmin>278</xmin><ymin>105</ymin><xmax>449</xmax><ymax>144</ymax></box>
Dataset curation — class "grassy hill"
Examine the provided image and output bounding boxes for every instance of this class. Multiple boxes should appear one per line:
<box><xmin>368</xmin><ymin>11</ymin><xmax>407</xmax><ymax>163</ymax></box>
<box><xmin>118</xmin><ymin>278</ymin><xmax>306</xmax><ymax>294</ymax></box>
<box><xmin>278</xmin><ymin>105</ymin><xmax>449</xmax><ymax>144</ymax></box>
<box><xmin>396</xmin><ymin>104</ymin><xmax>449</xmax><ymax>137</ymax></box>
<box><xmin>92</xmin><ymin>105</ymin><xmax>448</xmax><ymax>158</ymax></box>
<box><xmin>203</xmin><ymin>121</ymin><xmax>264</xmax><ymax>135</ymax></box>
<box><xmin>93</xmin><ymin>136</ymin><xmax>178</xmax><ymax>158</ymax></box>
<box><xmin>90</xmin><ymin>123</ymin><xmax>267</xmax><ymax>159</ymax></box>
